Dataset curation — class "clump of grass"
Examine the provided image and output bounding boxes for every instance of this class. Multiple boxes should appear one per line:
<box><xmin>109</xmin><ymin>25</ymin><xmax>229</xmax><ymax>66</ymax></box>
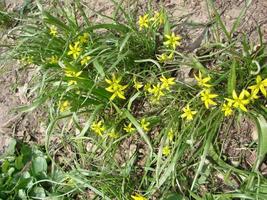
<box><xmin>5</xmin><ymin>0</ymin><xmax>267</xmax><ymax>199</ymax></box>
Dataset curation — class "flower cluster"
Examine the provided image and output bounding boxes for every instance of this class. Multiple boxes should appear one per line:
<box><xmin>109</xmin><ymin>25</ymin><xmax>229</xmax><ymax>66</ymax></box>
<box><xmin>138</xmin><ymin>10</ymin><xmax>165</xmax><ymax>30</ymax></box>
<box><xmin>182</xmin><ymin>71</ymin><xmax>267</xmax><ymax>121</ymax></box>
<box><xmin>146</xmin><ymin>75</ymin><xmax>175</xmax><ymax>103</ymax></box>
<box><xmin>64</xmin><ymin>69</ymin><xmax>82</xmax><ymax>86</ymax></box>
<box><xmin>156</xmin><ymin>32</ymin><xmax>181</xmax><ymax>63</ymax></box>
<box><xmin>90</xmin><ymin>120</ymin><xmax>121</xmax><ymax>139</ymax></box>
<box><xmin>47</xmin><ymin>28</ymin><xmax>92</xmax><ymax>88</ymax></box>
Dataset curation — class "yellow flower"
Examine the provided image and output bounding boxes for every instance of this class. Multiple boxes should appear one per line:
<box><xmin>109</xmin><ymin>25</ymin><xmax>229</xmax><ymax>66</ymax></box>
<box><xmin>78</xmin><ymin>33</ymin><xmax>90</xmax><ymax>44</ymax></box>
<box><xmin>131</xmin><ymin>194</ymin><xmax>147</xmax><ymax>200</ymax></box>
<box><xmin>248</xmin><ymin>75</ymin><xmax>267</xmax><ymax>97</ymax></box>
<box><xmin>65</xmin><ymin>69</ymin><xmax>82</xmax><ymax>85</ymax></box>
<box><xmin>91</xmin><ymin>121</ymin><xmax>105</xmax><ymax>136</ymax></box>
<box><xmin>49</xmin><ymin>25</ymin><xmax>57</xmax><ymax>37</ymax></box>
<box><xmin>124</xmin><ymin>123</ymin><xmax>135</xmax><ymax>133</ymax></box>
<box><xmin>49</xmin><ymin>55</ymin><xmax>58</xmax><ymax>64</ymax></box>
<box><xmin>138</xmin><ymin>14</ymin><xmax>149</xmax><ymax>30</ymax></box>
<box><xmin>105</xmin><ymin>74</ymin><xmax>128</xmax><ymax>101</ymax></box>
<box><xmin>248</xmin><ymin>90</ymin><xmax>260</xmax><ymax>101</ymax></box>
<box><xmin>162</xmin><ymin>146</ymin><xmax>171</xmax><ymax>156</ymax></box>
<box><xmin>157</xmin><ymin>52</ymin><xmax>174</xmax><ymax>63</ymax></box>
<box><xmin>67</xmin><ymin>42</ymin><xmax>81</xmax><ymax>59</ymax></box>
<box><xmin>150</xmin><ymin>11</ymin><xmax>165</xmax><ymax>26</ymax></box>
<box><xmin>160</xmin><ymin>75</ymin><xmax>175</xmax><ymax>90</ymax></box>
<box><xmin>181</xmin><ymin>105</ymin><xmax>197</xmax><ymax>121</ymax></box>
<box><xmin>149</xmin><ymin>83</ymin><xmax>165</xmax><ymax>100</ymax></box>
<box><xmin>140</xmin><ymin>118</ymin><xmax>150</xmax><ymax>132</ymax></box>
<box><xmin>163</xmin><ymin>32</ymin><xmax>182</xmax><ymax>49</ymax></box>
<box><xmin>59</xmin><ymin>100</ymin><xmax>71</xmax><ymax>112</ymax></box>
<box><xmin>194</xmin><ymin>71</ymin><xmax>212</xmax><ymax>88</ymax></box>
<box><xmin>167</xmin><ymin>128</ymin><xmax>174</xmax><ymax>141</ymax></box>
<box><xmin>81</xmin><ymin>55</ymin><xmax>91</xmax><ymax>65</ymax></box>
<box><xmin>200</xmin><ymin>89</ymin><xmax>218</xmax><ymax>109</ymax></box>
<box><xmin>144</xmin><ymin>83</ymin><xmax>152</xmax><ymax>92</ymax></box>
<box><xmin>108</xmin><ymin>129</ymin><xmax>119</xmax><ymax>139</ymax></box>
<box><xmin>221</xmin><ymin>102</ymin><xmax>233</xmax><ymax>117</ymax></box>
<box><xmin>225</xmin><ymin>90</ymin><xmax>250</xmax><ymax>112</ymax></box>
<box><xmin>133</xmin><ymin>77</ymin><xmax>143</xmax><ymax>90</ymax></box>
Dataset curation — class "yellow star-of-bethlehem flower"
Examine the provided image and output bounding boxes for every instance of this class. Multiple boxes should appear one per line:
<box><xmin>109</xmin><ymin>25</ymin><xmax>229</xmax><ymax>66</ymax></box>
<box><xmin>107</xmin><ymin>129</ymin><xmax>119</xmax><ymax>139</ymax></box>
<box><xmin>149</xmin><ymin>83</ymin><xmax>165</xmax><ymax>100</ymax></box>
<box><xmin>49</xmin><ymin>55</ymin><xmax>58</xmax><ymax>64</ymax></box>
<box><xmin>156</xmin><ymin>52</ymin><xmax>174</xmax><ymax>63</ymax></box>
<box><xmin>124</xmin><ymin>123</ymin><xmax>135</xmax><ymax>133</ymax></box>
<box><xmin>225</xmin><ymin>90</ymin><xmax>250</xmax><ymax>112</ymax></box>
<box><xmin>150</xmin><ymin>11</ymin><xmax>165</xmax><ymax>26</ymax></box>
<box><xmin>140</xmin><ymin>118</ymin><xmax>150</xmax><ymax>132</ymax></box>
<box><xmin>59</xmin><ymin>100</ymin><xmax>71</xmax><ymax>112</ymax></box>
<box><xmin>200</xmin><ymin>89</ymin><xmax>218</xmax><ymax>109</ymax></box>
<box><xmin>131</xmin><ymin>194</ymin><xmax>147</xmax><ymax>200</ymax></box>
<box><xmin>81</xmin><ymin>55</ymin><xmax>91</xmax><ymax>66</ymax></box>
<box><xmin>49</xmin><ymin>25</ymin><xmax>58</xmax><ymax>37</ymax></box>
<box><xmin>133</xmin><ymin>77</ymin><xmax>143</xmax><ymax>90</ymax></box>
<box><xmin>138</xmin><ymin>14</ymin><xmax>149</xmax><ymax>30</ymax></box>
<box><xmin>91</xmin><ymin>121</ymin><xmax>105</xmax><ymax>136</ymax></box>
<box><xmin>167</xmin><ymin>128</ymin><xmax>174</xmax><ymax>141</ymax></box>
<box><xmin>22</xmin><ymin>56</ymin><xmax>33</xmax><ymax>64</ymax></box>
<box><xmin>194</xmin><ymin>71</ymin><xmax>212</xmax><ymax>88</ymax></box>
<box><xmin>163</xmin><ymin>32</ymin><xmax>182</xmax><ymax>49</ymax></box>
<box><xmin>160</xmin><ymin>75</ymin><xmax>175</xmax><ymax>90</ymax></box>
<box><xmin>221</xmin><ymin>102</ymin><xmax>233</xmax><ymax>117</ymax></box>
<box><xmin>144</xmin><ymin>83</ymin><xmax>152</xmax><ymax>92</ymax></box>
<box><xmin>78</xmin><ymin>33</ymin><xmax>90</xmax><ymax>44</ymax></box>
<box><xmin>162</xmin><ymin>146</ymin><xmax>171</xmax><ymax>156</ymax></box>
<box><xmin>65</xmin><ymin>70</ymin><xmax>82</xmax><ymax>85</ymax></box>
<box><xmin>68</xmin><ymin>42</ymin><xmax>82</xmax><ymax>59</ymax></box>
<box><xmin>181</xmin><ymin>105</ymin><xmax>197</xmax><ymax>121</ymax></box>
<box><xmin>248</xmin><ymin>75</ymin><xmax>267</xmax><ymax>97</ymax></box>
<box><xmin>105</xmin><ymin>74</ymin><xmax>128</xmax><ymax>101</ymax></box>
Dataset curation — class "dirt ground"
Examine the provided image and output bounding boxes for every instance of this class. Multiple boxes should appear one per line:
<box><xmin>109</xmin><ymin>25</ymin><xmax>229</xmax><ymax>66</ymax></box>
<box><xmin>0</xmin><ymin>0</ymin><xmax>267</xmax><ymax>157</ymax></box>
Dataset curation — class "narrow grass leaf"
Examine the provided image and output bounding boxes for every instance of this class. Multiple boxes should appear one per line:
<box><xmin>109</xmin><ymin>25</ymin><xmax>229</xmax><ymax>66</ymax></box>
<box><xmin>227</xmin><ymin>59</ymin><xmax>236</xmax><ymax>96</ymax></box>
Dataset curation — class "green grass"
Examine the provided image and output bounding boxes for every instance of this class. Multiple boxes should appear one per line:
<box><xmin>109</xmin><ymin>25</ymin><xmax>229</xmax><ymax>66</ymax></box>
<box><xmin>1</xmin><ymin>0</ymin><xmax>267</xmax><ymax>199</ymax></box>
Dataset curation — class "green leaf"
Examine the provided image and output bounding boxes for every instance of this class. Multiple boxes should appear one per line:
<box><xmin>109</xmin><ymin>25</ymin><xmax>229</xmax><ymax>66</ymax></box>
<box><xmin>18</xmin><ymin>189</ymin><xmax>27</xmax><ymax>200</ymax></box>
<box><xmin>33</xmin><ymin>187</ymin><xmax>46</xmax><ymax>198</ymax></box>
<box><xmin>189</xmin><ymin>56</ymin><xmax>208</xmax><ymax>75</ymax></box>
<box><xmin>32</xmin><ymin>156</ymin><xmax>47</xmax><ymax>175</ymax></box>
<box><xmin>15</xmin><ymin>155</ymin><xmax>24</xmax><ymax>170</ymax></box>
<box><xmin>254</xmin><ymin>114</ymin><xmax>267</xmax><ymax>170</ymax></box>
<box><xmin>1</xmin><ymin>160</ymin><xmax>9</xmax><ymax>173</ymax></box>
<box><xmin>16</xmin><ymin>96</ymin><xmax>47</xmax><ymax>113</ymax></box>
<box><xmin>119</xmin><ymin>33</ymin><xmax>131</xmax><ymax>52</ymax></box>
<box><xmin>164</xmin><ymin>193</ymin><xmax>184</xmax><ymax>200</ymax></box>
<box><xmin>79</xmin><ymin>104</ymin><xmax>103</xmax><ymax>137</ymax></box>
<box><xmin>43</xmin><ymin>11</ymin><xmax>71</xmax><ymax>32</ymax></box>
<box><xmin>227</xmin><ymin>60</ymin><xmax>236</xmax><ymax>96</ymax></box>
<box><xmin>93</xmin><ymin>60</ymin><xmax>105</xmax><ymax>78</ymax></box>
<box><xmin>124</xmin><ymin>110</ymin><xmax>153</xmax><ymax>157</ymax></box>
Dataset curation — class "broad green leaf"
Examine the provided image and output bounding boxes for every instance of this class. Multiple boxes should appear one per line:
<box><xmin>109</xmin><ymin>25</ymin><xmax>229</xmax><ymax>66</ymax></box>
<box><xmin>32</xmin><ymin>156</ymin><xmax>47</xmax><ymax>175</ymax></box>
<box><xmin>15</xmin><ymin>155</ymin><xmax>24</xmax><ymax>170</ymax></box>
<box><xmin>164</xmin><ymin>193</ymin><xmax>184</xmax><ymax>200</ymax></box>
